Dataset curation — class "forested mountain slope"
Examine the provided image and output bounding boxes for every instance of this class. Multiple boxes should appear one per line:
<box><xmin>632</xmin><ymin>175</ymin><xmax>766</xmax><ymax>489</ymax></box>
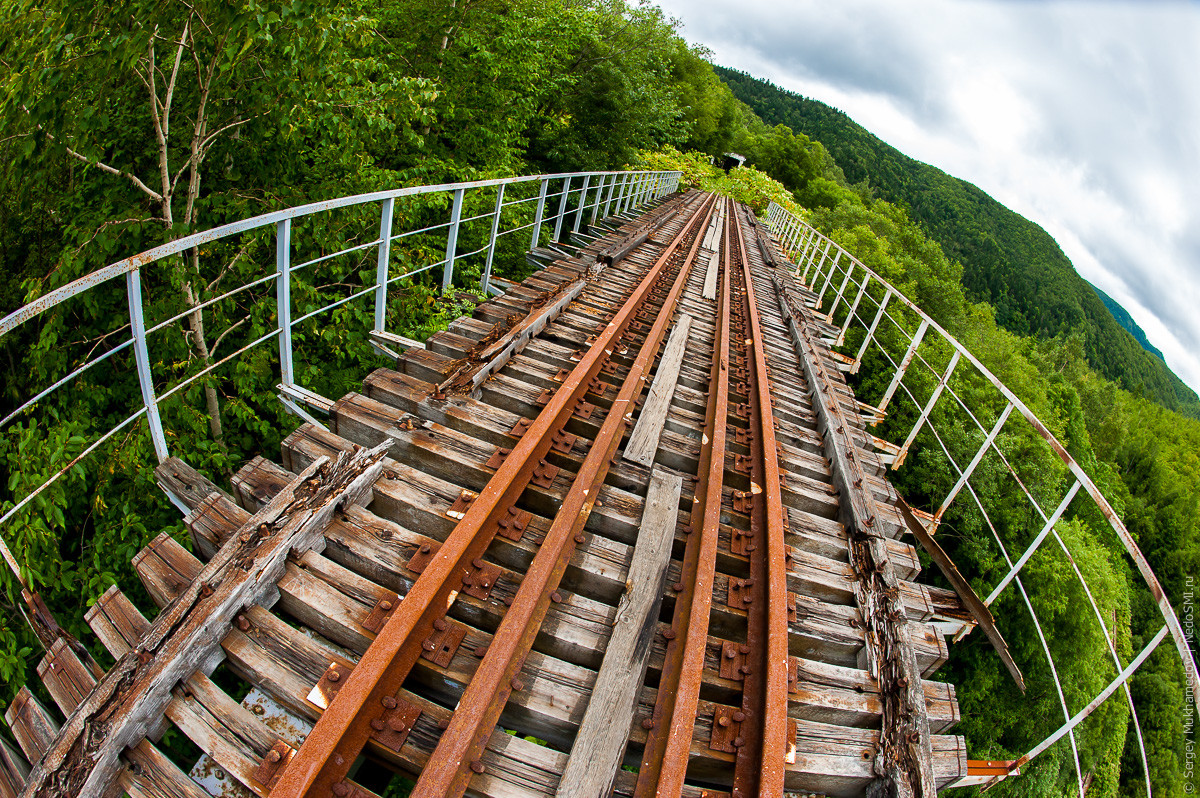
<box><xmin>714</xmin><ymin>66</ymin><xmax>1200</xmax><ymax>418</ymax></box>
<box><xmin>1089</xmin><ymin>282</ymin><xmax>1165</xmax><ymax>361</ymax></box>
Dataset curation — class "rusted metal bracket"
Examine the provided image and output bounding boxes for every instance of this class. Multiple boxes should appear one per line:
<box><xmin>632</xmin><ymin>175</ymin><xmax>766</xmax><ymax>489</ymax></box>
<box><xmin>252</xmin><ymin>740</ymin><xmax>295</xmax><ymax>789</ymax></box>
<box><xmin>531</xmin><ymin>459</ymin><xmax>560</xmax><ymax>488</ymax></box>
<box><xmin>508</xmin><ymin>417</ymin><xmax>532</xmax><ymax>438</ymax></box>
<box><xmin>462</xmin><ymin>558</ymin><xmax>503</xmax><ymax>601</ymax></box>
<box><xmin>362</xmin><ymin>593</ymin><xmax>400</xmax><ymax>634</ymax></box>
<box><xmin>493</xmin><ymin>506</ymin><xmax>533</xmax><ymax>542</ymax></box>
<box><xmin>485</xmin><ymin>447</ymin><xmax>512</xmax><ymax>469</ymax></box>
<box><xmin>421</xmin><ymin>618</ymin><xmax>466</xmax><ymax>667</ymax></box>
<box><xmin>407</xmin><ymin>541</ymin><xmax>439</xmax><ymax>574</ymax></box>
<box><xmin>445</xmin><ymin>489</ymin><xmax>476</xmax><ymax>520</ymax></box>
<box><xmin>709</xmin><ymin>706</ymin><xmax>745</xmax><ymax>753</ymax></box>
<box><xmin>550</xmin><ymin>429</ymin><xmax>578</xmax><ymax>453</ymax></box>
<box><xmin>370</xmin><ymin>696</ymin><xmax>422</xmax><ymax>753</ymax></box>
<box><xmin>573</xmin><ymin>400</ymin><xmax>596</xmax><ymax>420</ymax></box>
<box><xmin>719</xmin><ymin>641</ymin><xmax>751</xmax><ymax>681</ymax></box>
<box><xmin>731</xmin><ymin>490</ymin><xmax>752</xmax><ymax>514</ymax></box>
<box><xmin>309</xmin><ymin>662</ymin><xmax>354</xmax><ymax>710</ymax></box>
<box><xmin>726</xmin><ymin>578</ymin><xmax>754</xmax><ymax>609</ymax></box>
<box><xmin>730</xmin><ymin>527</ymin><xmax>754</xmax><ymax>557</ymax></box>
<box><xmin>733</xmin><ymin>453</ymin><xmax>752</xmax><ymax>475</ymax></box>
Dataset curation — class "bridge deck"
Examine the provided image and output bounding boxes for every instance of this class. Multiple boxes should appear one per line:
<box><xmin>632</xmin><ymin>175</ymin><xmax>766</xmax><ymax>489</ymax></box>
<box><xmin>4</xmin><ymin>191</ymin><xmax>977</xmax><ymax>798</ymax></box>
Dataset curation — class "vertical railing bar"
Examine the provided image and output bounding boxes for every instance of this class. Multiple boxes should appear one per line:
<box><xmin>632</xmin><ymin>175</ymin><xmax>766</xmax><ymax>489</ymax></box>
<box><xmin>481</xmin><ymin>183</ymin><xmax>506</xmax><ymax>294</ymax></box>
<box><xmin>935</xmin><ymin>402</ymin><xmax>1015</xmax><ymax>520</ymax></box>
<box><xmin>876</xmin><ymin>317</ymin><xmax>929</xmax><ymax>415</ymax></box>
<box><xmin>373</xmin><ymin>197</ymin><xmax>395</xmax><ymax>334</ymax></box>
<box><xmin>852</xmin><ymin>287</ymin><xmax>891</xmax><ymax>374</ymax></box>
<box><xmin>573</xmin><ymin>175</ymin><xmax>590</xmax><ymax>235</ymax></box>
<box><xmin>552</xmin><ymin>176</ymin><xmax>572</xmax><ymax>243</ymax></box>
<box><xmin>590</xmin><ymin>175</ymin><xmax>605</xmax><ymax>226</ymax></box>
<box><xmin>837</xmin><ymin>274</ymin><xmax>870</xmax><ymax>347</ymax></box>
<box><xmin>816</xmin><ymin>249</ymin><xmax>842</xmax><ymax>308</ymax></box>
<box><xmin>276</xmin><ymin>218</ymin><xmax>295</xmax><ymax>389</ymax></box>
<box><xmin>530</xmin><ymin>178</ymin><xmax>549</xmax><ymax>250</ymax></box>
<box><xmin>442</xmin><ymin>187</ymin><xmax>465</xmax><ymax>293</ymax></box>
<box><xmin>604</xmin><ymin>174</ymin><xmax>620</xmax><ymax>218</ymax></box>
<box><xmin>825</xmin><ymin>255</ymin><xmax>854</xmax><ymax>322</ymax></box>
<box><xmin>126</xmin><ymin>269</ymin><xmax>169</xmax><ymax>463</ymax></box>
<box><xmin>985</xmin><ymin>480</ymin><xmax>1083</xmax><ymax>604</ymax></box>
<box><xmin>894</xmin><ymin>349</ymin><xmax>960</xmax><ymax>468</ymax></box>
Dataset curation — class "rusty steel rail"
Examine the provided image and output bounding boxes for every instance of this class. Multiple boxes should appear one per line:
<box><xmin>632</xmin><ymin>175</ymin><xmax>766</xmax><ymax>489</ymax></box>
<box><xmin>729</xmin><ymin>203</ymin><xmax>790</xmax><ymax>797</ymax></box>
<box><xmin>267</xmin><ymin>191</ymin><xmax>718</xmax><ymax>797</ymax></box>
<box><xmin>406</xmin><ymin>194</ymin><xmax>719</xmax><ymax>798</ymax></box>
<box><xmin>765</xmin><ymin>202</ymin><xmax>1193</xmax><ymax>795</ymax></box>
<box><xmin>633</xmin><ymin>197</ymin><xmax>733</xmax><ymax>797</ymax></box>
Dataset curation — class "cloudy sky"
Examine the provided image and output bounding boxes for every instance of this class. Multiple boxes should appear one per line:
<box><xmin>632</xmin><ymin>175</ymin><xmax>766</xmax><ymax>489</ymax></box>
<box><xmin>654</xmin><ymin>0</ymin><xmax>1200</xmax><ymax>394</ymax></box>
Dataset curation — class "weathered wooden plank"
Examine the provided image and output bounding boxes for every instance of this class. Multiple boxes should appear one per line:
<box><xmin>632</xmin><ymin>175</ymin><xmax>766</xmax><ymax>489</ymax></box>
<box><xmin>118</xmin><ymin>741</ymin><xmax>210</xmax><ymax>798</ymax></box>
<box><xmin>36</xmin><ymin>638</ymin><xmax>102</xmax><ymax>715</ymax></box>
<box><xmin>4</xmin><ymin>689</ymin><xmax>58</xmax><ymax>763</ymax></box>
<box><xmin>21</xmin><ymin>444</ymin><xmax>388</xmax><ymax>798</ymax></box>
<box><xmin>85</xmin><ymin>586</ymin><xmax>151</xmax><ymax>658</ymax></box>
<box><xmin>623</xmin><ymin>317</ymin><xmax>692</xmax><ymax>466</ymax></box>
<box><xmin>555</xmin><ymin>469</ymin><xmax>683</xmax><ymax>798</ymax></box>
<box><xmin>0</xmin><ymin>735</ymin><xmax>29</xmax><ymax>798</ymax></box>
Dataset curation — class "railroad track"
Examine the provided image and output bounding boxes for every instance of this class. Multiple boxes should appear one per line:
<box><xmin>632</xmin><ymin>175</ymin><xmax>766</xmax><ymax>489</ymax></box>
<box><xmin>3</xmin><ymin>190</ymin><xmax>978</xmax><ymax>798</ymax></box>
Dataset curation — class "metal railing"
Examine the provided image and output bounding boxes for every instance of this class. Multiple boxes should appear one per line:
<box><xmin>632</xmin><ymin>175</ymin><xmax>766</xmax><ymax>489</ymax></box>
<box><xmin>766</xmin><ymin>201</ymin><xmax>1198</xmax><ymax>794</ymax></box>
<box><xmin>0</xmin><ymin>169</ymin><xmax>680</xmax><ymax>589</ymax></box>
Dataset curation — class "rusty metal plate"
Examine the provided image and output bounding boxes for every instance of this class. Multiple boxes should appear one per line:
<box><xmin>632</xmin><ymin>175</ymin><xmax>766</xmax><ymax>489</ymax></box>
<box><xmin>407</xmin><ymin>541</ymin><xmax>440</xmax><ymax>574</ymax></box>
<box><xmin>421</xmin><ymin>619</ymin><xmax>466</xmax><ymax>668</ymax></box>
<box><xmin>370</xmin><ymin>697</ymin><xmax>422</xmax><ymax>753</ymax></box>
<box><xmin>462</xmin><ymin>558</ymin><xmax>503</xmax><ymax>601</ymax></box>
<box><xmin>494</xmin><ymin>506</ymin><xmax>533</xmax><ymax>542</ymax></box>
<box><xmin>485</xmin><ymin>447</ymin><xmax>511</xmax><ymax>469</ymax></box>
<box><xmin>553</xmin><ymin>368</ymin><xmax>570</xmax><ymax>382</ymax></box>
<box><xmin>709</xmin><ymin>706</ymin><xmax>745</xmax><ymax>753</ymax></box>
<box><xmin>573</xmin><ymin>400</ymin><xmax>596</xmax><ymax>420</ymax></box>
<box><xmin>788</xmin><ymin>656</ymin><xmax>800</xmax><ymax>694</ymax></box>
<box><xmin>731</xmin><ymin>490</ymin><xmax>752</xmax><ymax>514</ymax></box>
<box><xmin>251</xmin><ymin>739</ymin><xmax>295</xmax><ymax>789</ymax></box>
<box><xmin>307</xmin><ymin>661</ymin><xmax>353</xmax><ymax>710</ymax></box>
<box><xmin>445</xmin><ymin>489</ymin><xmax>476</xmax><ymax>521</ymax></box>
<box><xmin>719</xmin><ymin>641</ymin><xmax>750</xmax><ymax>681</ymax></box>
<box><xmin>733</xmin><ymin>453</ymin><xmax>752</xmax><ymax>475</ymax></box>
<box><xmin>536</xmin><ymin>388</ymin><xmax>553</xmax><ymax>406</ymax></box>
<box><xmin>726</xmin><ymin>578</ymin><xmax>754</xmax><ymax>610</ymax></box>
<box><xmin>531</xmin><ymin>459</ymin><xmax>559</xmax><ymax>488</ymax></box>
<box><xmin>550</xmin><ymin>429</ymin><xmax>578</xmax><ymax>454</ymax></box>
<box><xmin>508</xmin><ymin>417</ymin><xmax>532</xmax><ymax>439</ymax></box>
<box><xmin>730</xmin><ymin>527</ymin><xmax>754</xmax><ymax>557</ymax></box>
<box><xmin>787</xmin><ymin>591</ymin><xmax>798</xmax><ymax>624</ymax></box>
<box><xmin>361</xmin><ymin>593</ymin><xmax>400</xmax><ymax>634</ymax></box>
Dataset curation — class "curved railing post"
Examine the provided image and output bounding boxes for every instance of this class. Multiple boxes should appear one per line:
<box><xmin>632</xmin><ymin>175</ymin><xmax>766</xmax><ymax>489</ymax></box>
<box><xmin>126</xmin><ymin>269</ymin><xmax>169</xmax><ymax>463</ymax></box>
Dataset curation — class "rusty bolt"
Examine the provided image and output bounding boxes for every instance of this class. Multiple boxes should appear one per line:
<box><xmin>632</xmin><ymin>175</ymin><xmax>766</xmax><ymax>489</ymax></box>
<box><xmin>733</xmin><ymin>711</ymin><xmax>746</xmax><ymax>722</ymax></box>
<box><xmin>433</xmin><ymin>618</ymin><xmax>447</xmax><ymax>632</ymax></box>
<box><xmin>672</xmin><ymin>582</ymin><xmax>685</xmax><ymax>592</ymax></box>
<box><xmin>333</xmin><ymin>784</ymin><xmax>351</xmax><ymax>797</ymax></box>
<box><xmin>382</xmin><ymin>697</ymin><xmax>398</xmax><ymax>709</ymax></box>
<box><xmin>473</xmin><ymin>557</ymin><xmax>485</xmax><ymax>569</ymax></box>
<box><xmin>438</xmin><ymin>718</ymin><xmax>450</xmax><ymax>730</ymax></box>
<box><xmin>550</xmin><ymin>591</ymin><xmax>563</xmax><ymax>603</ymax></box>
<box><xmin>511</xmin><ymin>678</ymin><xmax>524</xmax><ymax>692</ymax></box>
<box><xmin>724</xmin><ymin>647</ymin><xmax>737</xmax><ymax>659</ymax></box>
<box><xmin>642</xmin><ymin>718</ymin><xmax>655</xmax><ymax>729</ymax></box>
<box><xmin>575</xmin><ymin>533</ymin><xmax>585</xmax><ymax>543</ymax></box>
<box><xmin>390</xmin><ymin>717</ymin><xmax>407</xmax><ymax>732</ymax></box>
<box><xmin>420</xmin><ymin>543</ymin><xmax>432</xmax><ymax>553</ymax></box>
<box><xmin>738</xmin><ymin>644</ymin><xmax>750</xmax><ymax>655</ymax></box>
<box><xmin>662</xmin><ymin>628</ymin><xmax>676</xmax><ymax>640</ymax></box>
<box><xmin>371</xmin><ymin>718</ymin><xmax>385</xmax><ymax>732</ymax></box>
<box><xmin>326</xmin><ymin>670</ymin><xmax>341</xmax><ymax>683</ymax></box>
<box><xmin>733</xmin><ymin>737</ymin><xmax>745</xmax><ymax>748</ymax></box>
<box><xmin>718</xmin><ymin>716</ymin><xmax>730</xmax><ymax>728</ymax></box>
<box><xmin>236</xmin><ymin>615</ymin><xmax>251</xmax><ymax>632</ymax></box>
<box><xmin>470</xmin><ymin>760</ymin><xmax>486</xmax><ymax>774</ymax></box>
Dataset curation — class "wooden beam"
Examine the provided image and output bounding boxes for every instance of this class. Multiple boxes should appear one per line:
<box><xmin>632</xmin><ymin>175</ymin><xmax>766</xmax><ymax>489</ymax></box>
<box><xmin>554</xmin><ymin>468</ymin><xmax>683</xmax><ymax>798</ymax></box>
<box><xmin>623</xmin><ymin>315</ymin><xmax>692</xmax><ymax>466</ymax></box>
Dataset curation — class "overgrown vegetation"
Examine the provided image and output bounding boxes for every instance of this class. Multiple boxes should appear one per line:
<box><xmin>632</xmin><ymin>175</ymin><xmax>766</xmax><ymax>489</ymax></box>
<box><xmin>0</xmin><ymin>2</ymin><xmax>1194</xmax><ymax>796</ymax></box>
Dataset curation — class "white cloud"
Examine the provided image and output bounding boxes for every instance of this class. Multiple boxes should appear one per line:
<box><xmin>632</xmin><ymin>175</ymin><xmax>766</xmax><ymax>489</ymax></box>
<box><xmin>657</xmin><ymin>0</ymin><xmax>1200</xmax><ymax>395</ymax></box>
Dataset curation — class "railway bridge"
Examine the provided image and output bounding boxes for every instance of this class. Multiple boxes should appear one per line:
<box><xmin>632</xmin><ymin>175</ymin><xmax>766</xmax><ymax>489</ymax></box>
<box><xmin>0</xmin><ymin>172</ymin><xmax>1194</xmax><ymax>798</ymax></box>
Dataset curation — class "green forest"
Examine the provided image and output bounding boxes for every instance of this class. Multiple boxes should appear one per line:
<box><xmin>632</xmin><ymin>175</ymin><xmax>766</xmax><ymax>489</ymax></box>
<box><xmin>0</xmin><ymin>2</ymin><xmax>1195</xmax><ymax>797</ymax></box>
